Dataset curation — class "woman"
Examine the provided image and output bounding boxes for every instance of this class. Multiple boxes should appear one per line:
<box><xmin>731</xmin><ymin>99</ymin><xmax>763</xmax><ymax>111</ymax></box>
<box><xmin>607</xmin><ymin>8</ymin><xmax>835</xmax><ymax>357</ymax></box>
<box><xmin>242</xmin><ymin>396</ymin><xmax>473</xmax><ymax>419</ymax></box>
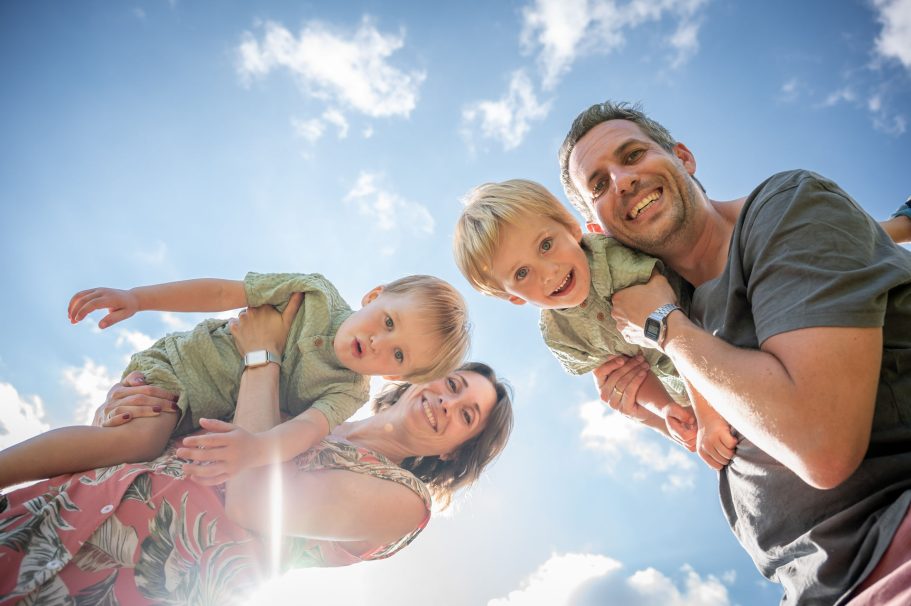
<box><xmin>0</xmin><ymin>302</ymin><xmax>513</xmax><ymax>605</ymax></box>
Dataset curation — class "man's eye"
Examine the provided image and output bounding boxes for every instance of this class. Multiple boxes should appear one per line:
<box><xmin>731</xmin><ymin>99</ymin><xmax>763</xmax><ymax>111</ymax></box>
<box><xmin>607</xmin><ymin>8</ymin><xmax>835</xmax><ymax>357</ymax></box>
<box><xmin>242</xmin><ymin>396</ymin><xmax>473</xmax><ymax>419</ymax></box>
<box><xmin>592</xmin><ymin>179</ymin><xmax>606</xmax><ymax>199</ymax></box>
<box><xmin>540</xmin><ymin>238</ymin><xmax>553</xmax><ymax>252</ymax></box>
<box><xmin>626</xmin><ymin>149</ymin><xmax>644</xmax><ymax>163</ymax></box>
<box><xmin>385</xmin><ymin>316</ymin><xmax>394</xmax><ymax>330</ymax></box>
<box><xmin>515</xmin><ymin>267</ymin><xmax>529</xmax><ymax>281</ymax></box>
<box><xmin>394</xmin><ymin>349</ymin><xmax>404</xmax><ymax>363</ymax></box>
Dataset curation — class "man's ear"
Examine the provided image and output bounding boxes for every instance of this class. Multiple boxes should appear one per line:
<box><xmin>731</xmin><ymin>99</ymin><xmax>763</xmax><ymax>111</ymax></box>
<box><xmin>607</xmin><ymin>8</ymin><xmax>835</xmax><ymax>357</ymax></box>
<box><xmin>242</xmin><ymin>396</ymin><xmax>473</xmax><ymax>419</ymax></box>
<box><xmin>507</xmin><ymin>295</ymin><xmax>527</xmax><ymax>306</ymax></box>
<box><xmin>674</xmin><ymin>142</ymin><xmax>697</xmax><ymax>176</ymax></box>
<box><xmin>361</xmin><ymin>285</ymin><xmax>384</xmax><ymax>306</ymax></box>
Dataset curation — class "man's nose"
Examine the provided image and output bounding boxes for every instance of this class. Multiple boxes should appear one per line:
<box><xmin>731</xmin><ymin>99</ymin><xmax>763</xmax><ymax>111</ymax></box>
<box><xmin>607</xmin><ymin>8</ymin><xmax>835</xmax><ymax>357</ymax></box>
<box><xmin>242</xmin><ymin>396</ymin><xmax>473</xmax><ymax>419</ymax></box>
<box><xmin>612</xmin><ymin>166</ymin><xmax>638</xmax><ymax>196</ymax></box>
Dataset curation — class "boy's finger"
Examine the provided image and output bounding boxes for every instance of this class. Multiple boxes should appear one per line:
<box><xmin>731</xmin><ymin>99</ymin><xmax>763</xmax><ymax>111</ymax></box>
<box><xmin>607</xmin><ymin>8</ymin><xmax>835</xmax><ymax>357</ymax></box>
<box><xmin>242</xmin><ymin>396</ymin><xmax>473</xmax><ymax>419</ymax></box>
<box><xmin>99</xmin><ymin>309</ymin><xmax>129</xmax><ymax>329</ymax></box>
<box><xmin>198</xmin><ymin>418</ymin><xmax>235</xmax><ymax>431</ymax></box>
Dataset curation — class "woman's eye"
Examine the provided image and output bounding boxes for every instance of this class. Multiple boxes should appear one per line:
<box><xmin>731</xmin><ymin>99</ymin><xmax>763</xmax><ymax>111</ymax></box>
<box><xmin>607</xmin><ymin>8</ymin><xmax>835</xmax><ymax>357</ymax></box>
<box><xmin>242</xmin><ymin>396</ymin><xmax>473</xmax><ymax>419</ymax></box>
<box><xmin>385</xmin><ymin>316</ymin><xmax>394</xmax><ymax>330</ymax></box>
<box><xmin>447</xmin><ymin>377</ymin><xmax>458</xmax><ymax>392</ymax></box>
<box><xmin>540</xmin><ymin>238</ymin><xmax>553</xmax><ymax>252</ymax></box>
<box><xmin>462</xmin><ymin>410</ymin><xmax>472</xmax><ymax>424</ymax></box>
<box><xmin>394</xmin><ymin>349</ymin><xmax>404</xmax><ymax>363</ymax></box>
<box><xmin>515</xmin><ymin>267</ymin><xmax>528</xmax><ymax>281</ymax></box>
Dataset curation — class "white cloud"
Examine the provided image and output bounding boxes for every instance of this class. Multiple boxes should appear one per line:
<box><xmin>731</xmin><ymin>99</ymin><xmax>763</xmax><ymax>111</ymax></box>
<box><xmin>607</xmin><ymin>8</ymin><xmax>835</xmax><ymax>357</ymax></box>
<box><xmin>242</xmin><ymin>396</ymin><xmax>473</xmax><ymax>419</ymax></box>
<box><xmin>116</xmin><ymin>329</ymin><xmax>156</xmax><ymax>354</ymax></box>
<box><xmin>520</xmin><ymin>0</ymin><xmax>711</xmax><ymax>90</ymax></box>
<box><xmin>62</xmin><ymin>359</ymin><xmax>119</xmax><ymax>426</ymax></box>
<box><xmin>362</xmin><ymin>125</ymin><xmax>375</xmax><ymax>139</ymax></box>
<box><xmin>291</xmin><ymin>116</ymin><xmax>326</xmax><ymax>143</ymax></box>
<box><xmin>0</xmin><ymin>382</ymin><xmax>50</xmax><ymax>450</ymax></box>
<box><xmin>822</xmin><ymin>86</ymin><xmax>857</xmax><ymax>106</ymax></box>
<box><xmin>778</xmin><ymin>77</ymin><xmax>804</xmax><ymax>102</ymax></box>
<box><xmin>489</xmin><ymin>552</ymin><xmax>622</xmax><ymax>606</ymax></box>
<box><xmin>578</xmin><ymin>400</ymin><xmax>696</xmax><ymax>492</ymax></box>
<box><xmin>237</xmin><ymin>17</ymin><xmax>425</xmax><ymax>118</ymax></box>
<box><xmin>322</xmin><ymin>108</ymin><xmax>350</xmax><ymax>139</ymax></box>
<box><xmin>160</xmin><ymin>311</ymin><xmax>194</xmax><ymax>332</ymax></box>
<box><xmin>491</xmin><ymin>553</ymin><xmax>732</xmax><ymax>606</ymax></box>
<box><xmin>343</xmin><ymin>171</ymin><xmax>435</xmax><ymax>235</ymax></box>
<box><xmin>134</xmin><ymin>240</ymin><xmax>168</xmax><ymax>265</ymax></box>
<box><xmin>873</xmin><ymin>0</ymin><xmax>911</xmax><ymax>70</ymax></box>
<box><xmin>461</xmin><ymin>70</ymin><xmax>551</xmax><ymax>151</ymax></box>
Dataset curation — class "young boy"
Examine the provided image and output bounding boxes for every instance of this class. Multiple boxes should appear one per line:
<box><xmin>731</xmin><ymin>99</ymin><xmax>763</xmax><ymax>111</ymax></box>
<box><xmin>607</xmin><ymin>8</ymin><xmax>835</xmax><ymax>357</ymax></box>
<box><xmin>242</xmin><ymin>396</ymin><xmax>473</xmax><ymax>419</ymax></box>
<box><xmin>0</xmin><ymin>272</ymin><xmax>469</xmax><ymax>488</ymax></box>
<box><xmin>453</xmin><ymin>180</ymin><xmax>733</xmax><ymax>460</ymax></box>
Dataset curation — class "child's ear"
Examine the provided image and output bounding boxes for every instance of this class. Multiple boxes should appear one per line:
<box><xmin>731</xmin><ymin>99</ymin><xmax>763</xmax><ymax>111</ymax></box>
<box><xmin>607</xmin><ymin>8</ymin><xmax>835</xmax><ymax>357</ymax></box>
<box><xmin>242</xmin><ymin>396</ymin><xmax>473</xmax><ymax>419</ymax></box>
<box><xmin>585</xmin><ymin>222</ymin><xmax>604</xmax><ymax>234</ymax></box>
<box><xmin>361</xmin><ymin>285</ymin><xmax>384</xmax><ymax>306</ymax></box>
<box><xmin>507</xmin><ymin>295</ymin><xmax>527</xmax><ymax>306</ymax></box>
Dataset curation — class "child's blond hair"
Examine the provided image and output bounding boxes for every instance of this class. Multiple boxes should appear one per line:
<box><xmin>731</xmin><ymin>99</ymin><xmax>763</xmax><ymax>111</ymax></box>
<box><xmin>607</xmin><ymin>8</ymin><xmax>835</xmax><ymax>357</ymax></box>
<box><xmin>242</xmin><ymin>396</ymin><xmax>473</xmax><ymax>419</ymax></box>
<box><xmin>384</xmin><ymin>275</ymin><xmax>470</xmax><ymax>383</ymax></box>
<box><xmin>454</xmin><ymin>179</ymin><xmax>579</xmax><ymax>299</ymax></box>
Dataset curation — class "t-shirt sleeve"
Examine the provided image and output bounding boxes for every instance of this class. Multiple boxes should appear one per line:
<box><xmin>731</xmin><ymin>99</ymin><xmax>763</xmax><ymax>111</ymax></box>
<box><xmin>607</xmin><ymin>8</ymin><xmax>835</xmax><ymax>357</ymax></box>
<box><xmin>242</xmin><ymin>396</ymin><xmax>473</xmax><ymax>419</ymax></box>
<box><xmin>742</xmin><ymin>173</ymin><xmax>896</xmax><ymax>343</ymax></box>
<box><xmin>244</xmin><ymin>272</ymin><xmax>332</xmax><ymax>309</ymax></box>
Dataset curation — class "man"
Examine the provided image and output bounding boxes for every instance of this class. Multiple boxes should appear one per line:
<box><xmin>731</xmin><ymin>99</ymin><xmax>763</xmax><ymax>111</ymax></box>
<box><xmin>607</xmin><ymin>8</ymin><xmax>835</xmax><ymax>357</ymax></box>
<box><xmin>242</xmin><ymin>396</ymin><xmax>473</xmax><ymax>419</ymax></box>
<box><xmin>559</xmin><ymin>101</ymin><xmax>911</xmax><ymax>605</ymax></box>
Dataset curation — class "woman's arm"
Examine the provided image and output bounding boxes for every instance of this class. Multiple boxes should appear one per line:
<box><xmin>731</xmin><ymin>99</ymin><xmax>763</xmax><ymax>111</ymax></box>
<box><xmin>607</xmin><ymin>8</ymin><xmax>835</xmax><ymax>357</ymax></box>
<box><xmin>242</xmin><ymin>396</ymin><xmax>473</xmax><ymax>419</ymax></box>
<box><xmin>69</xmin><ymin>279</ymin><xmax>247</xmax><ymax>328</ymax></box>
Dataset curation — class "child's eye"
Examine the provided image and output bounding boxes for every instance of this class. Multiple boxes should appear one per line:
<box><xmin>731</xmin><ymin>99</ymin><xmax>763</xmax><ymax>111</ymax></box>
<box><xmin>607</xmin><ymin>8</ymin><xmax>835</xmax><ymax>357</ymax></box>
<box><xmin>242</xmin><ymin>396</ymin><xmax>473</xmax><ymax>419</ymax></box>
<box><xmin>540</xmin><ymin>238</ymin><xmax>553</xmax><ymax>252</ymax></box>
<box><xmin>515</xmin><ymin>267</ymin><xmax>529</xmax><ymax>281</ymax></box>
<box><xmin>394</xmin><ymin>349</ymin><xmax>404</xmax><ymax>363</ymax></box>
<box><xmin>385</xmin><ymin>316</ymin><xmax>394</xmax><ymax>330</ymax></box>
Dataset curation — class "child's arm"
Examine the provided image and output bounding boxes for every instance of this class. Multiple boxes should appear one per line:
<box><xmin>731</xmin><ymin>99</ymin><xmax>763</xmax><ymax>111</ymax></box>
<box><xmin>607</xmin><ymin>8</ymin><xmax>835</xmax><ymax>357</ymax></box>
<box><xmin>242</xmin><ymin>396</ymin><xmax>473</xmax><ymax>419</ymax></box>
<box><xmin>69</xmin><ymin>278</ymin><xmax>247</xmax><ymax>328</ymax></box>
<box><xmin>686</xmin><ymin>381</ymin><xmax>739</xmax><ymax>470</ymax></box>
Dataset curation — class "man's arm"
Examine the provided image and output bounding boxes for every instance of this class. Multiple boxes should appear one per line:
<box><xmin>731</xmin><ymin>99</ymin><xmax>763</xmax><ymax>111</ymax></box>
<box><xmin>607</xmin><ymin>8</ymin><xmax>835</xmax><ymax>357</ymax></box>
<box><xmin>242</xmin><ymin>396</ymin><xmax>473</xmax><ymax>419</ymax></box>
<box><xmin>69</xmin><ymin>278</ymin><xmax>247</xmax><ymax>328</ymax></box>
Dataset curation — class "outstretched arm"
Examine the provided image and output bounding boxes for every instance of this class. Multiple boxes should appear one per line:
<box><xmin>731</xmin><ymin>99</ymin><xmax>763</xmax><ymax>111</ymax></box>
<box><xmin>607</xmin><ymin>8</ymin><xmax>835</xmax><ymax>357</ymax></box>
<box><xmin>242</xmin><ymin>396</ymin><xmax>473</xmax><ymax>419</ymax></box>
<box><xmin>69</xmin><ymin>278</ymin><xmax>247</xmax><ymax>328</ymax></box>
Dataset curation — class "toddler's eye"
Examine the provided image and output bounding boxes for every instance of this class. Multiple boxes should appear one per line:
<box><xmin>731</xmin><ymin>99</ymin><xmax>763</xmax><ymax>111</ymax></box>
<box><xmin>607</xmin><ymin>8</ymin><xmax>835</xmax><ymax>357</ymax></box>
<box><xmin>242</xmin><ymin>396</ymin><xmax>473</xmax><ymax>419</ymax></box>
<box><xmin>385</xmin><ymin>316</ymin><xmax>394</xmax><ymax>330</ymax></box>
<box><xmin>540</xmin><ymin>238</ymin><xmax>553</xmax><ymax>252</ymax></box>
<box><xmin>515</xmin><ymin>267</ymin><xmax>529</xmax><ymax>281</ymax></box>
<box><xmin>394</xmin><ymin>349</ymin><xmax>404</xmax><ymax>363</ymax></box>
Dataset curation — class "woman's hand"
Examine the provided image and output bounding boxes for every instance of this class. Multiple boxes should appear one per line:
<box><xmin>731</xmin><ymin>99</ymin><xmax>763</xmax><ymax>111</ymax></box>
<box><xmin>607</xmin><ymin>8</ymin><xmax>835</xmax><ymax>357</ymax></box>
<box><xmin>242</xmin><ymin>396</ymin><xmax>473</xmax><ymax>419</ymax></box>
<box><xmin>178</xmin><ymin>418</ymin><xmax>269</xmax><ymax>485</ymax></box>
<box><xmin>610</xmin><ymin>272</ymin><xmax>678</xmax><ymax>348</ymax></box>
<box><xmin>92</xmin><ymin>371</ymin><xmax>179</xmax><ymax>427</ymax></box>
<box><xmin>69</xmin><ymin>287</ymin><xmax>140</xmax><ymax>329</ymax></box>
<box><xmin>229</xmin><ymin>292</ymin><xmax>303</xmax><ymax>357</ymax></box>
<box><xmin>592</xmin><ymin>355</ymin><xmax>651</xmax><ymax>422</ymax></box>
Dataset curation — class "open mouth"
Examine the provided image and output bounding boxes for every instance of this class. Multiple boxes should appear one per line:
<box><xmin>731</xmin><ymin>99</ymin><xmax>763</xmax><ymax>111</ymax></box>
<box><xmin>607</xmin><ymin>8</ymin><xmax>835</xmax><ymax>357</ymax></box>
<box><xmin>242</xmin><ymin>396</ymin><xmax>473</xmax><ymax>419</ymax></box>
<box><xmin>352</xmin><ymin>338</ymin><xmax>364</xmax><ymax>358</ymax></box>
<box><xmin>422</xmin><ymin>396</ymin><xmax>438</xmax><ymax>431</ymax></box>
<box><xmin>628</xmin><ymin>189</ymin><xmax>661</xmax><ymax>219</ymax></box>
<box><xmin>551</xmin><ymin>269</ymin><xmax>575</xmax><ymax>297</ymax></box>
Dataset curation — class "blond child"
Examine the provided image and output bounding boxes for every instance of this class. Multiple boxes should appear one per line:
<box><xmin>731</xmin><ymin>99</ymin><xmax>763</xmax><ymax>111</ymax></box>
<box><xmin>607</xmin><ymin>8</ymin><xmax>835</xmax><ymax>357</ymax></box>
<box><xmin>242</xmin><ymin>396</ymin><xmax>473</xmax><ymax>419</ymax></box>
<box><xmin>452</xmin><ymin>180</ymin><xmax>736</xmax><ymax>461</ymax></box>
<box><xmin>0</xmin><ymin>272</ymin><xmax>469</xmax><ymax>488</ymax></box>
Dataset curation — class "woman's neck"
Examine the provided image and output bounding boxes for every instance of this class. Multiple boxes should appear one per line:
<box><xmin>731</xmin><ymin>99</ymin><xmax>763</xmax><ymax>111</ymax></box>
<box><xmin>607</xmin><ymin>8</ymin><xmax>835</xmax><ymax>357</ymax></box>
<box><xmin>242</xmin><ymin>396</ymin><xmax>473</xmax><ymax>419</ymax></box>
<box><xmin>331</xmin><ymin>415</ymin><xmax>412</xmax><ymax>465</ymax></box>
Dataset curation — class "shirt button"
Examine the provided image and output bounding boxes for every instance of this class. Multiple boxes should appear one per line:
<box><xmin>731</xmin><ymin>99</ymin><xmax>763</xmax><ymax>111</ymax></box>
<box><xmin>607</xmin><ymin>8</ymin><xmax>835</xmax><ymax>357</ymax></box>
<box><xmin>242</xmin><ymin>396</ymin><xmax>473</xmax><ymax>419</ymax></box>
<box><xmin>579</xmin><ymin>301</ymin><xmax>587</xmax><ymax>308</ymax></box>
<box><xmin>313</xmin><ymin>337</ymin><xmax>324</xmax><ymax>347</ymax></box>
<box><xmin>100</xmin><ymin>504</ymin><xmax>114</xmax><ymax>514</ymax></box>
<box><xmin>46</xmin><ymin>559</ymin><xmax>64</xmax><ymax>571</ymax></box>
<box><xmin>597</xmin><ymin>312</ymin><xmax>605</xmax><ymax>321</ymax></box>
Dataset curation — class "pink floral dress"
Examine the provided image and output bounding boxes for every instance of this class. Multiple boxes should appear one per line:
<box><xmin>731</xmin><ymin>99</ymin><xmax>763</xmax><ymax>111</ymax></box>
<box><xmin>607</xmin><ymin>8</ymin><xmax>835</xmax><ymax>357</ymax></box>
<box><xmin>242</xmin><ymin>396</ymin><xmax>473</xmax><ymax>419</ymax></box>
<box><xmin>0</xmin><ymin>436</ymin><xmax>431</xmax><ymax>605</ymax></box>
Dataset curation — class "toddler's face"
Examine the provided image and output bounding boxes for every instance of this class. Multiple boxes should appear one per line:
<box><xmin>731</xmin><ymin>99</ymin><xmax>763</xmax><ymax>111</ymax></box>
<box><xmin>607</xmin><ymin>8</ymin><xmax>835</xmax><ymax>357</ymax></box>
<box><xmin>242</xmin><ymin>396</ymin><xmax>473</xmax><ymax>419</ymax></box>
<box><xmin>489</xmin><ymin>216</ymin><xmax>591</xmax><ymax>309</ymax></box>
<box><xmin>334</xmin><ymin>291</ymin><xmax>439</xmax><ymax>379</ymax></box>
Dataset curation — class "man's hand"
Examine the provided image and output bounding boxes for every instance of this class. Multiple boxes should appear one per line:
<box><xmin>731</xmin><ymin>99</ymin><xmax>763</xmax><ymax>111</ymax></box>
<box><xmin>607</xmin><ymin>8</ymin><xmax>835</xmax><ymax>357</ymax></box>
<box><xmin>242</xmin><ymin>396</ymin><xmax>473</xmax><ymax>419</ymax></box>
<box><xmin>611</xmin><ymin>272</ymin><xmax>678</xmax><ymax>348</ymax></box>
<box><xmin>92</xmin><ymin>371</ymin><xmax>179</xmax><ymax>427</ymax></box>
<box><xmin>696</xmin><ymin>415</ymin><xmax>739</xmax><ymax>471</ymax></box>
<box><xmin>592</xmin><ymin>355</ymin><xmax>650</xmax><ymax>422</ymax></box>
<box><xmin>229</xmin><ymin>292</ymin><xmax>303</xmax><ymax>356</ymax></box>
<box><xmin>69</xmin><ymin>287</ymin><xmax>140</xmax><ymax>329</ymax></box>
<box><xmin>178</xmin><ymin>418</ymin><xmax>269</xmax><ymax>485</ymax></box>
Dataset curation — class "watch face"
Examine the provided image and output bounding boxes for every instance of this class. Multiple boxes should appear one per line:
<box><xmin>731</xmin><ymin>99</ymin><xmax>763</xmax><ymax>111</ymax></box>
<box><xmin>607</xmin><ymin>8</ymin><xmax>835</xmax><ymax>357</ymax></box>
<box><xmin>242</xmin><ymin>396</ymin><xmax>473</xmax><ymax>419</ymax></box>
<box><xmin>644</xmin><ymin>318</ymin><xmax>661</xmax><ymax>342</ymax></box>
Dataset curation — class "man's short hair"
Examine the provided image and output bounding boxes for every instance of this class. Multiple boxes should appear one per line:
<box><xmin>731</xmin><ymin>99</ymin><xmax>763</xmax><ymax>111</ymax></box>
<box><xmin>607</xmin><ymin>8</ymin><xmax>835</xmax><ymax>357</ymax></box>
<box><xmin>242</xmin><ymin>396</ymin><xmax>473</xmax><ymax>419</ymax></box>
<box><xmin>558</xmin><ymin>100</ymin><xmax>677</xmax><ymax>223</ymax></box>
<box><xmin>453</xmin><ymin>179</ymin><xmax>578</xmax><ymax>299</ymax></box>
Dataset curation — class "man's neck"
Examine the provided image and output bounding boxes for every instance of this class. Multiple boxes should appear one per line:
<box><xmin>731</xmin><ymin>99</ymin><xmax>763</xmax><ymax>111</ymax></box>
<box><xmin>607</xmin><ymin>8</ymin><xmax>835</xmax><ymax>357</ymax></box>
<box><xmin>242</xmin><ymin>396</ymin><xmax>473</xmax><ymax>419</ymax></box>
<box><xmin>665</xmin><ymin>196</ymin><xmax>746</xmax><ymax>286</ymax></box>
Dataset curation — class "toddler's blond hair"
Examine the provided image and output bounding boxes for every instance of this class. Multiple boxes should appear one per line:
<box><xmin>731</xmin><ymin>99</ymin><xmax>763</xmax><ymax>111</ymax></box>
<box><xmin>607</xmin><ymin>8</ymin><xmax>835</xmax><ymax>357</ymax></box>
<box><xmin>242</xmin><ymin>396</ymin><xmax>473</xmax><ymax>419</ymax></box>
<box><xmin>453</xmin><ymin>179</ymin><xmax>579</xmax><ymax>299</ymax></box>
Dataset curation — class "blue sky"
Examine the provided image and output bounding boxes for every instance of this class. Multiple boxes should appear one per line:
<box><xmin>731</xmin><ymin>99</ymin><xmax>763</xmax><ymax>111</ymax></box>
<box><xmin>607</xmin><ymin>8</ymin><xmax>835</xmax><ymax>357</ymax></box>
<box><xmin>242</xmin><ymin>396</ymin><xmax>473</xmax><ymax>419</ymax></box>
<box><xmin>1</xmin><ymin>1</ymin><xmax>910</xmax><ymax>604</ymax></box>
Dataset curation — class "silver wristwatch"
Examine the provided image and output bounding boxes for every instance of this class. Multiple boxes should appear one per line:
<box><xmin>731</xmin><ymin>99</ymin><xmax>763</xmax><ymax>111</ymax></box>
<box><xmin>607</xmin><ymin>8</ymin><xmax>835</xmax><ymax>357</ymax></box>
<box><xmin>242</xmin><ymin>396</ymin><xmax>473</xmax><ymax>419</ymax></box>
<box><xmin>244</xmin><ymin>350</ymin><xmax>281</xmax><ymax>368</ymax></box>
<box><xmin>643</xmin><ymin>304</ymin><xmax>682</xmax><ymax>348</ymax></box>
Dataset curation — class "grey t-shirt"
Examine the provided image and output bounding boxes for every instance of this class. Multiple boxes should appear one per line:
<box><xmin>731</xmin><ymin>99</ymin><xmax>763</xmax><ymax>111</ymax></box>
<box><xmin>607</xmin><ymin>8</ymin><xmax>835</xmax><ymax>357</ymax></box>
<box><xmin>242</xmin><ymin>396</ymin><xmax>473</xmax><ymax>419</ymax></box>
<box><xmin>689</xmin><ymin>170</ymin><xmax>911</xmax><ymax>605</ymax></box>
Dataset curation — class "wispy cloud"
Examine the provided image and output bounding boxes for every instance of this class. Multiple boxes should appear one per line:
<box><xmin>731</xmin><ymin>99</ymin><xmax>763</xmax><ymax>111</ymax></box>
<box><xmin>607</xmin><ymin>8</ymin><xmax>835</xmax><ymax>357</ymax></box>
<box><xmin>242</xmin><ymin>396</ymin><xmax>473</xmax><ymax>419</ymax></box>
<box><xmin>344</xmin><ymin>171</ymin><xmax>434</xmax><ymax>236</ymax></box>
<box><xmin>521</xmin><ymin>0</ymin><xmax>712</xmax><ymax>90</ymax></box>
<box><xmin>490</xmin><ymin>553</ymin><xmax>732</xmax><ymax>606</ymax></box>
<box><xmin>461</xmin><ymin>70</ymin><xmax>551</xmax><ymax>151</ymax></box>
<box><xmin>578</xmin><ymin>400</ymin><xmax>697</xmax><ymax>492</ymax></box>
<box><xmin>291</xmin><ymin>109</ymin><xmax>351</xmax><ymax>144</ymax></box>
<box><xmin>0</xmin><ymin>382</ymin><xmax>50</xmax><ymax>450</ymax></box>
<box><xmin>62</xmin><ymin>358</ymin><xmax>120</xmax><ymax>426</ymax></box>
<box><xmin>237</xmin><ymin>17</ymin><xmax>425</xmax><ymax>119</ymax></box>
<box><xmin>873</xmin><ymin>0</ymin><xmax>911</xmax><ymax>70</ymax></box>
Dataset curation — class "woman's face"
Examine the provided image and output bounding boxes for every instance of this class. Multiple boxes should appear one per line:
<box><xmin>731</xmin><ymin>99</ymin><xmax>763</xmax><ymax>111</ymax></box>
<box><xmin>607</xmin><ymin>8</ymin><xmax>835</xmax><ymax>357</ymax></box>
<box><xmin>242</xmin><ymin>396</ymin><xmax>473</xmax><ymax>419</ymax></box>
<box><xmin>395</xmin><ymin>370</ymin><xmax>497</xmax><ymax>458</ymax></box>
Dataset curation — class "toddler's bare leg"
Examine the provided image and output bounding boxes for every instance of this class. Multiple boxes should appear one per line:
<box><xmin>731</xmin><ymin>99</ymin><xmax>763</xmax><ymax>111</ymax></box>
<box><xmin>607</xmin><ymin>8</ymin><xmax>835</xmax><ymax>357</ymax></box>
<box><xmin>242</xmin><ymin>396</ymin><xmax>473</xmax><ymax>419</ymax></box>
<box><xmin>0</xmin><ymin>413</ymin><xmax>179</xmax><ymax>488</ymax></box>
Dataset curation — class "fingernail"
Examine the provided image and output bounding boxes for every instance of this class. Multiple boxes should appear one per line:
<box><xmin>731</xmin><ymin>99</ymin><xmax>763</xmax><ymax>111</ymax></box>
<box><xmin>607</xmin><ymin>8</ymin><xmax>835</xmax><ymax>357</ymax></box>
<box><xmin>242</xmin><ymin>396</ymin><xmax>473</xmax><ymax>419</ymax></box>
<box><xmin>152</xmin><ymin>406</ymin><xmax>161</xmax><ymax>413</ymax></box>
<box><xmin>136</xmin><ymin>375</ymin><xmax>146</xmax><ymax>384</ymax></box>
<box><xmin>122</xmin><ymin>413</ymin><xmax>131</xmax><ymax>420</ymax></box>
<box><xmin>170</xmin><ymin>404</ymin><xmax>179</xmax><ymax>412</ymax></box>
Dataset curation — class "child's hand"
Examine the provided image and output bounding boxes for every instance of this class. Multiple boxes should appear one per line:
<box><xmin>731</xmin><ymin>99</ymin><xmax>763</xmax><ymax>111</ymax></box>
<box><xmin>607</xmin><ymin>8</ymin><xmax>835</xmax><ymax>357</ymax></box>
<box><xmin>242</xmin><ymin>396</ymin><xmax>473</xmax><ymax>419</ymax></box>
<box><xmin>69</xmin><ymin>287</ymin><xmax>140</xmax><ymax>328</ymax></box>
<box><xmin>661</xmin><ymin>402</ymin><xmax>697</xmax><ymax>452</ymax></box>
<box><xmin>696</xmin><ymin>415</ymin><xmax>739</xmax><ymax>471</ymax></box>
<box><xmin>178</xmin><ymin>418</ymin><xmax>267</xmax><ymax>485</ymax></box>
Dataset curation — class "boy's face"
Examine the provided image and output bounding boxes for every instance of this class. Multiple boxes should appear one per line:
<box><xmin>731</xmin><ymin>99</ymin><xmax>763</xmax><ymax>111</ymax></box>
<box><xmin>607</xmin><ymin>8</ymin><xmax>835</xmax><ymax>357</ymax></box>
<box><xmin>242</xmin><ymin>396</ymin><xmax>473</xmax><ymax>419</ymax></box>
<box><xmin>489</xmin><ymin>216</ymin><xmax>591</xmax><ymax>309</ymax></box>
<box><xmin>334</xmin><ymin>289</ymin><xmax>439</xmax><ymax>380</ymax></box>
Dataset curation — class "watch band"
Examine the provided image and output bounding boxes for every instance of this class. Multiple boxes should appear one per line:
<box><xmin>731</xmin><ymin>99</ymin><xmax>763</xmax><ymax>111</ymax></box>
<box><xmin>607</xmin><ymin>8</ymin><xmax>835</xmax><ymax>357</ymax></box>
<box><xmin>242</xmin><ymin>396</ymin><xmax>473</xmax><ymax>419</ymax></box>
<box><xmin>643</xmin><ymin>304</ymin><xmax>682</xmax><ymax>348</ymax></box>
<box><xmin>244</xmin><ymin>350</ymin><xmax>281</xmax><ymax>368</ymax></box>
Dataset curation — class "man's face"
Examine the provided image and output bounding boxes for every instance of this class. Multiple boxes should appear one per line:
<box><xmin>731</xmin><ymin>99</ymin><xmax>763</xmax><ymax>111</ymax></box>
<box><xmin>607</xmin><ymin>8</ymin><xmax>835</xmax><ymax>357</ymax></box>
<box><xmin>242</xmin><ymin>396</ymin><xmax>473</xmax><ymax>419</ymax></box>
<box><xmin>567</xmin><ymin>119</ymin><xmax>700</xmax><ymax>255</ymax></box>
